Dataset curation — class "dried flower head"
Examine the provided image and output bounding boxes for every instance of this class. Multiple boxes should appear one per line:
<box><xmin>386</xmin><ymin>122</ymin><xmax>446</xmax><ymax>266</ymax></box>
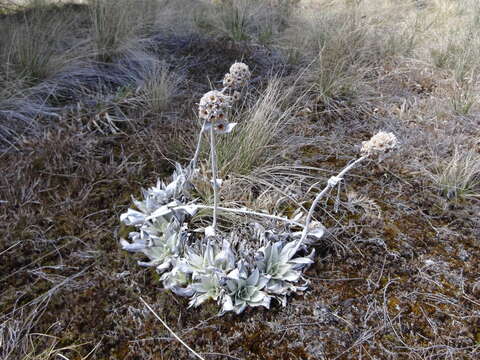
<box><xmin>229</xmin><ymin>62</ymin><xmax>251</xmax><ymax>79</ymax></box>
<box><xmin>222</xmin><ymin>62</ymin><xmax>251</xmax><ymax>90</ymax></box>
<box><xmin>204</xmin><ymin>120</ymin><xmax>237</xmax><ymax>134</ymax></box>
<box><xmin>199</xmin><ymin>90</ymin><xmax>225</xmax><ymax>107</ymax></box>
<box><xmin>223</xmin><ymin>72</ymin><xmax>247</xmax><ymax>89</ymax></box>
<box><xmin>222</xmin><ymin>73</ymin><xmax>235</xmax><ymax>88</ymax></box>
<box><xmin>361</xmin><ymin>131</ymin><xmax>398</xmax><ymax>156</ymax></box>
<box><xmin>198</xmin><ymin>90</ymin><xmax>230</xmax><ymax>120</ymax></box>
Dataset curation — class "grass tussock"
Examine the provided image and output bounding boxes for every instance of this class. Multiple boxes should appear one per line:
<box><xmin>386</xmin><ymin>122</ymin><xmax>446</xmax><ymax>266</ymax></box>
<box><xmin>89</xmin><ymin>0</ymin><xmax>139</xmax><ymax>61</ymax></box>
<box><xmin>89</xmin><ymin>0</ymin><xmax>164</xmax><ymax>61</ymax></box>
<box><xmin>283</xmin><ymin>0</ymin><xmax>430</xmax><ymax>107</ymax></box>
<box><xmin>0</xmin><ymin>1</ymin><xmax>82</xmax><ymax>83</ymax></box>
<box><xmin>195</xmin><ymin>0</ymin><xmax>296</xmax><ymax>44</ymax></box>
<box><xmin>428</xmin><ymin>0</ymin><xmax>480</xmax><ymax>77</ymax></box>
<box><xmin>428</xmin><ymin>147</ymin><xmax>480</xmax><ymax>201</ymax></box>
<box><xmin>216</xmin><ymin>78</ymin><xmax>299</xmax><ymax>175</ymax></box>
<box><xmin>136</xmin><ymin>62</ymin><xmax>181</xmax><ymax>114</ymax></box>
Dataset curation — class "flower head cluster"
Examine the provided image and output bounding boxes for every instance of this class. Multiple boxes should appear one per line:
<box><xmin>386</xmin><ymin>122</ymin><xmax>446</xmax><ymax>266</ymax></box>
<box><xmin>196</xmin><ymin>62</ymin><xmax>251</xmax><ymax>134</ymax></box>
<box><xmin>198</xmin><ymin>90</ymin><xmax>237</xmax><ymax>133</ymax></box>
<box><xmin>198</xmin><ymin>90</ymin><xmax>230</xmax><ymax>121</ymax></box>
<box><xmin>361</xmin><ymin>131</ymin><xmax>398</xmax><ymax>157</ymax></box>
<box><xmin>222</xmin><ymin>62</ymin><xmax>251</xmax><ymax>90</ymax></box>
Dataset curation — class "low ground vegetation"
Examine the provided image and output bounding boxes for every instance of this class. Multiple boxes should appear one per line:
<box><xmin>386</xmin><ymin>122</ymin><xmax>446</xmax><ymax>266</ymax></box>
<box><xmin>1</xmin><ymin>0</ymin><xmax>479</xmax><ymax>359</ymax></box>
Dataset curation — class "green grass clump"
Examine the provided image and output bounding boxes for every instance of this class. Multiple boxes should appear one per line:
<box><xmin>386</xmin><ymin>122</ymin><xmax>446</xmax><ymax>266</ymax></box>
<box><xmin>216</xmin><ymin>78</ymin><xmax>299</xmax><ymax>175</ymax></box>
<box><xmin>429</xmin><ymin>148</ymin><xmax>480</xmax><ymax>201</ymax></box>
<box><xmin>0</xmin><ymin>2</ymin><xmax>78</xmax><ymax>83</ymax></box>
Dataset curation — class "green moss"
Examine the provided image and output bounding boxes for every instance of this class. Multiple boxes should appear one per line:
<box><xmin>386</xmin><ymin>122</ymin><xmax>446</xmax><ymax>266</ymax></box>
<box><xmin>118</xmin><ymin>223</ymin><xmax>135</xmax><ymax>240</ymax></box>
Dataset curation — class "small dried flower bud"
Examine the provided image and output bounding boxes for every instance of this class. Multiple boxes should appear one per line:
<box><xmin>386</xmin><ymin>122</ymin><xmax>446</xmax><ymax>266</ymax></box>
<box><xmin>235</xmin><ymin>76</ymin><xmax>247</xmax><ymax>88</ymax></box>
<box><xmin>232</xmin><ymin>91</ymin><xmax>241</xmax><ymax>102</ymax></box>
<box><xmin>361</xmin><ymin>131</ymin><xmax>398</xmax><ymax>156</ymax></box>
<box><xmin>216</xmin><ymin>121</ymin><xmax>226</xmax><ymax>132</ymax></box>
<box><xmin>223</xmin><ymin>73</ymin><xmax>235</xmax><ymax>88</ymax></box>
<box><xmin>199</xmin><ymin>109</ymin><xmax>210</xmax><ymax>119</ymax></box>
<box><xmin>209</xmin><ymin>109</ymin><xmax>226</xmax><ymax>122</ymax></box>
<box><xmin>229</xmin><ymin>62</ymin><xmax>251</xmax><ymax>81</ymax></box>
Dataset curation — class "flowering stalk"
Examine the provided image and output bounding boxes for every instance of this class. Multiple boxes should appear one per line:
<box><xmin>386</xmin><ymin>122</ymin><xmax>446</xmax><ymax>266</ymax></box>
<box><xmin>300</xmin><ymin>131</ymin><xmax>398</xmax><ymax>244</ymax></box>
<box><xmin>189</xmin><ymin>119</ymin><xmax>207</xmax><ymax>171</ymax></box>
<box><xmin>190</xmin><ymin>86</ymin><xmax>229</xmax><ymax>172</ymax></box>
<box><xmin>210</xmin><ymin>125</ymin><xmax>219</xmax><ymax>233</ymax></box>
<box><xmin>196</xmin><ymin>62</ymin><xmax>252</xmax><ymax>234</ymax></box>
<box><xmin>300</xmin><ymin>156</ymin><xmax>367</xmax><ymax>243</ymax></box>
<box><xmin>190</xmin><ymin>204</ymin><xmax>306</xmax><ymax>228</ymax></box>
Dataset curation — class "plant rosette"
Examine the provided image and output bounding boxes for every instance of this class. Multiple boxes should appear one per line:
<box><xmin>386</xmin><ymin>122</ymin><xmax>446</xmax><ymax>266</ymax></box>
<box><xmin>119</xmin><ymin>163</ymin><xmax>321</xmax><ymax>315</ymax></box>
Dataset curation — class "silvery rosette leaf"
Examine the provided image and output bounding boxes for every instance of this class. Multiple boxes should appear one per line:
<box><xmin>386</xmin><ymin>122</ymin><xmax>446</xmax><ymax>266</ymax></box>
<box><xmin>146</xmin><ymin>200</ymin><xmax>198</xmax><ymax>224</ymax></box>
<box><xmin>214</xmin><ymin>239</ymin><xmax>237</xmax><ymax>272</ymax></box>
<box><xmin>120</xmin><ymin>163</ymin><xmax>194</xmax><ymax>228</ymax></box>
<box><xmin>140</xmin><ymin>215</ymin><xmax>169</xmax><ymax>236</ymax></box>
<box><xmin>292</xmin><ymin>220</ymin><xmax>326</xmax><ymax>244</ymax></box>
<box><xmin>180</xmin><ymin>239</ymin><xmax>236</xmax><ymax>278</ymax></box>
<box><xmin>120</xmin><ymin>229</ymin><xmax>149</xmax><ymax>252</ymax></box>
<box><xmin>160</xmin><ymin>260</ymin><xmax>194</xmax><ymax>297</ymax></box>
<box><xmin>120</xmin><ymin>208</ymin><xmax>147</xmax><ymax>226</ymax></box>
<box><xmin>133</xmin><ymin>181</ymin><xmax>172</xmax><ymax>215</ymax></box>
<box><xmin>188</xmin><ymin>273</ymin><xmax>224</xmax><ymax>308</ymax></box>
<box><xmin>221</xmin><ymin>265</ymin><xmax>271</xmax><ymax>315</ymax></box>
<box><xmin>256</xmin><ymin>240</ymin><xmax>314</xmax><ymax>296</ymax></box>
<box><xmin>120</xmin><ymin>219</ymin><xmax>185</xmax><ymax>272</ymax></box>
<box><xmin>170</xmin><ymin>162</ymin><xmax>195</xmax><ymax>196</ymax></box>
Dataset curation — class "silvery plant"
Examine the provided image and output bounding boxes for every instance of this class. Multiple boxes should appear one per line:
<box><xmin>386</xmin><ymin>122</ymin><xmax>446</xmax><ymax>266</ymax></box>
<box><xmin>119</xmin><ymin>62</ymin><xmax>399</xmax><ymax>315</ymax></box>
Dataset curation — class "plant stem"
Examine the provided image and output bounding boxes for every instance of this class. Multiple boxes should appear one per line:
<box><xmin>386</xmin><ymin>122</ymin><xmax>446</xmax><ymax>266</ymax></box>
<box><xmin>210</xmin><ymin>126</ymin><xmax>219</xmax><ymax>233</ymax></box>
<box><xmin>300</xmin><ymin>156</ymin><xmax>367</xmax><ymax>243</ymax></box>
<box><xmin>191</xmin><ymin>204</ymin><xmax>305</xmax><ymax>228</ymax></box>
<box><xmin>189</xmin><ymin>119</ymin><xmax>206</xmax><ymax>171</ymax></box>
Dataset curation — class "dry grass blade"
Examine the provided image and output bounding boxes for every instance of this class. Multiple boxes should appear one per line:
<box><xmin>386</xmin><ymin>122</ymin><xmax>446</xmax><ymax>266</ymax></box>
<box><xmin>0</xmin><ymin>295</ymin><xmax>93</xmax><ymax>360</ymax></box>
<box><xmin>139</xmin><ymin>297</ymin><xmax>206</xmax><ymax>360</ymax></box>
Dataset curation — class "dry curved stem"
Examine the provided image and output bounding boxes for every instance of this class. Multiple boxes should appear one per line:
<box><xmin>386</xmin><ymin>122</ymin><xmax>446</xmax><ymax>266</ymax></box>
<box><xmin>140</xmin><ymin>297</ymin><xmax>206</xmax><ymax>360</ymax></box>
<box><xmin>190</xmin><ymin>204</ymin><xmax>305</xmax><ymax>228</ymax></box>
<box><xmin>300</xmin><ymin>155</ymin><xmax>367</xmax><ymax>243</ymax></box>
<box><xmin>189</xmin><ymin>119</ymin><xmax>207</xmax><ymax>171</ymax></box>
